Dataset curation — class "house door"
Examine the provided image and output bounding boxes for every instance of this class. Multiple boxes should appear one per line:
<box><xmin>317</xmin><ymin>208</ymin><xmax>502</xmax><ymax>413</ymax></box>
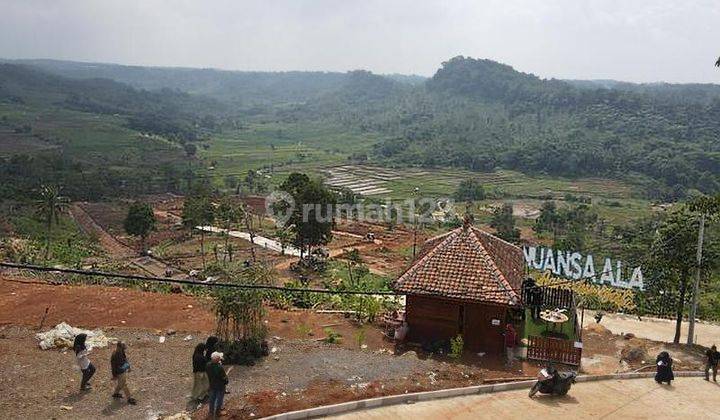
<box><xmin>463</xmin><ymin>304</ymin><xmax>507</xmax><ymax>354</ymax></box>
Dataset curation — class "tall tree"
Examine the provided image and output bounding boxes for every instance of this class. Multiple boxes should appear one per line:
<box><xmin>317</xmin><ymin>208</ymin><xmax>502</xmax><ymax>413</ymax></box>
<box><xmin>123</xmin><ymin>202</ymin><xmax>157</xmax><ymax>254</ymax></box>
<box><xmin>490</xmin><ymin>203</ymin><xmax>520</xmax><ymax>243</ymax></box>
<box><xmin>685</xmin><ymin>194</ymin><xmax>720</xmax><ymax>343</ymax></box>
<box><xmin>454</xmin><ymin>178</ymin><xmax>485</xmax><ymax>202</ymax></box>
<box><xmin>534</xmin><ymin>201</ymin><xmax>558</xmax><ymax>238</ymax></box>
<box><xmin>649</xmin><ymin>208</ymin><xmax>715</xmax><ymax>343</ymax></box>
<box><xmin>215</xmin><ymin>197</ymin><xmax>244</xmax><ymax>264</ymax></box>
<box><xmin>35</xmin><ymin>185</ymin><xmax>68</xmax><ymax>261</ymax></box>
<box><xmin>341</xmin><ymin>248</ymin><xmax>364</xmax><ymax>286</ymax></box>
<box><xmin>278</xmin><ymin>173</ymin><xmax>335</xmax><ymax>257</ymax></box>
<box><xmin>274</xmin><ymin>226</ymin><xmax>293</xmax><ymax>255</ymax></box>
<box><xmin>183</xmin><ymin>194</ymin><xmax>215</xmax><ymax>269</ymax></box>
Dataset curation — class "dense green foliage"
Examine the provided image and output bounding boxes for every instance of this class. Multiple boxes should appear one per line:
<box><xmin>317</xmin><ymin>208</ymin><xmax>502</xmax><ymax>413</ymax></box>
<box><xmin>3</xmin><ymin>56</ymin><xmax>720</xmax><ymax>203</ymax></box>
<box><xmin>349</xmin><ymin>57</ymin><xmax>720</xmax><ymax>199</ymax></box>
<box><xmin>182</xmin><ymin>192</ymin><xmax>216</xmax><ymax>268</ymax></box>
<box><xmin>0</xmin><ymin>63</ymin><xmax>225</xmax><ymax>141</ymax></box>
<box><xmin>615</xmin><ymin>202</ymin><xmax>720</xmax><ymax>325</ymax></box>
<box><xmin>454</xmin><ymin>178</ymin><xmax>486</xmax><ymax>202</ymax></box>
<box><xmin>278</xmin><ymin>173</ymin><xmax>336</xmax><ymax>253</ymax></box>
<box><xmin>489</xmin><ymin>203</ymin><xmax>520</xmax><ymax>242</ymax></box>
<box><xmin>123</xmin><ymin>201</ymin><xmax>156</xmax><ymax>252</ymax></box>
<box><xmin>534</xmin><ymin>201</ymin><xmax>598</xmax><ymax>251</ymax></box>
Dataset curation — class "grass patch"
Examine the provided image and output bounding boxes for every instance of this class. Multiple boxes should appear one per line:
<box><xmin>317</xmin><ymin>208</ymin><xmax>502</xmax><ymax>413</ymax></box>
<box><xmin>522</xmin><ymin>308</ymin><xmax>577</xmax><ymax>341</ymax></box>
<box><xmin>200</xmin><ymin>121</ymin><xmax>383</xmax><ymax>184</ymax></box>
<box><xmin>6</xmin><ymin>212</ymin><xmax>98</xmax><ymax>266</ymax></box>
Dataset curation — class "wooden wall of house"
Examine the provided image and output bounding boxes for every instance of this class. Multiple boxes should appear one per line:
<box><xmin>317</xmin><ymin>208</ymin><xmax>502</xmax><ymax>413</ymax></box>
<box><xmin>406</xmin><ymin>295</ymin><xmax>508</xmax><ymax>355</ymax></box>
<box><xmin>463</xmin><ymin>303</ymin><xmax>507</xmax><ymax>354</ymax></box>
<box><xmin>406</xmin><ymin>295</ymin><xmax>460</xmax><ymax>345</ymax></box>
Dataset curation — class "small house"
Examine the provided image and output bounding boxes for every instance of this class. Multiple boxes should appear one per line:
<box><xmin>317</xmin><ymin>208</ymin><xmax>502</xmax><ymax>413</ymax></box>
<box><xmin>392</xmin><ymin>223</ymin><xmax>525</xmax><ymax>355</ymax></box>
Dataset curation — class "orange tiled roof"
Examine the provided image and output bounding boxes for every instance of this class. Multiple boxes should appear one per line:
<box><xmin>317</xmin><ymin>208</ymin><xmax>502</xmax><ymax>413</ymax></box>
<box><xmin>392</xmin><ymin>225</ymin><xmax>524</xmax><ymax>306</ymax></box>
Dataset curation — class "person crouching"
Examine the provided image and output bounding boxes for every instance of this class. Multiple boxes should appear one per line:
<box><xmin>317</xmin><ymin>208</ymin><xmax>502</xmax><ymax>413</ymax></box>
<box><xmin>655</xmin><ymin>351</ymin><xmax>674</xmax><ymax>385</ymax></box>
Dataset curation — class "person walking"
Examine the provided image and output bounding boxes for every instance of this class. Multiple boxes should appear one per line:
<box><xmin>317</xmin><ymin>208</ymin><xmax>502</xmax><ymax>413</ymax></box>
<box><xmin>191</xmin><ymin>343</ymin><xmax>209</xmax><ymax>402</ymax></box>
<box><xmin>705</xmin><ymin>345</ymin><xmax>719</xmax><ymax>382</ymax></box>
<box><xmin>73</xmin><ymin>333</ymin><xmax>96</xmax><ymax>391</ymax></box>
<box><xmin>504</xmin><ymin>323</ymin><xmax>519</xmax><ymax>367</ymax></box>
<box><xmin>206</xmin><ymin>352</ymin><xmax>228</xmax><ymax>419</ymax></box>
<box><xmin>110</xmin><ymin>341</ymin><xmax>137</xmax><ymax>405</ymax></box>
<box><xmin>655</xmin><ymin>351</ymin><xmax>674</xmax><ymax>385</ymax></box>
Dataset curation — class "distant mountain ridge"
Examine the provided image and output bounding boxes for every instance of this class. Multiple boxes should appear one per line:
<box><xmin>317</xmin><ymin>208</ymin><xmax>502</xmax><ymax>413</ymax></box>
<box><xmin>3</xmin><ymin>55</ymin><xmax>720</xmax><ymax>199</ymax></box>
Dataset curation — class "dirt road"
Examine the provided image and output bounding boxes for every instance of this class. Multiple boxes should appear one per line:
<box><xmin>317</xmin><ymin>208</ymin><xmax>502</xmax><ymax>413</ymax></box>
<box><xmin>331</xmin><ymin>377</ymin><xmax>719</xmax><ymax>419</ymax></box>
<box><xmin>69</xmin><ymin>203</ymin><xmax>134</xmax><ymax>259</ymax></box>
<box><xmin>70</xmin><ymin>203</ymin><xmax>185</xmax><ymax>278</ymax></box>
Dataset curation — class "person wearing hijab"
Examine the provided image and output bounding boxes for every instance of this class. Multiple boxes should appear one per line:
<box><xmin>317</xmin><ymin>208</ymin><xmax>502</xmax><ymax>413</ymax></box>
<box><xmin>655</xmin><ymin>351</ymin><xmax>674</xmax><ymax>385</ymax></box>
<box><xmin>73</xmin><ymin>333</ymin><xmax>95</xmax><ymax>391</ymax></box>
<box><xmin>191</xmin><ymin>343</ymin><xmax>209</xmax><ymax>402</ymax></box>
<box><xmin>110</xmin><ymin>341</ymin><xmax>137</xmax><ymax>405</ymax></box>
<box><xmin>204</xmin><ymin>336</ymin><xmax>219</xmax><ymax>362</ymax></box>
<box><xmin>705</xmin><ymin>345</ymin><xmax>719</xmax><ymax>382</ymax></box>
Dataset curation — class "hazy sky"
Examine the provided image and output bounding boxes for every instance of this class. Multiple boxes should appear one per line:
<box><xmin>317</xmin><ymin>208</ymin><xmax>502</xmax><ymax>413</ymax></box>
<box><xmin>1</xmin><ymin>0</ymin><xmax>719</xmax><ymax>83</ymax></box>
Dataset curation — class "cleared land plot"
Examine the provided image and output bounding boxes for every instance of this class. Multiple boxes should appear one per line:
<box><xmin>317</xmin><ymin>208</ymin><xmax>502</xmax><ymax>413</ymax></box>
<box><xmin>384</xmin><ymin>168</ymin><xmax>635</xmax><ymax>200</ymax></box>
<box><xmin>0</xmin><ymin>130</ymin><xmax>60</xmax><ymax>156</ymax></box>
<box><xmin>200</xmin><ymin>121</ymin><xmax>383</xmax><ymax>182</ymax></box>
<box><xmin>323</xmin><ymin>165</ymin><xmax>406</xmax><ymax>196</ymax></box>
<box><xmin>0</xmin><ymin>103</ymin><xmax>184</xmax><ymax>170</ymax></box>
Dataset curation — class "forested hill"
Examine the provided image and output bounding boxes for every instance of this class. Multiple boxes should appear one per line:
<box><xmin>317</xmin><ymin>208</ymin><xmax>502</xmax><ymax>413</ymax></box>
<box><xmin>8</xmin><ymin>59</ymin><xmax>426</xmax><ymax>108</ymax></box>
<box><xmin>566</xmin><ymin>79</ymin><xmax>720</xmax><ymax>105</ymax></box>
<box><xmin>0</xmin><ymin>63</ymin><xmax>225</xmax><ymax>141</ymax></box>
<box><xmin>352</xmin><ymin>57</ymin><xmax>720</xmax><ymax>199</ymax></box>
<box><xmin>7</xmin><ymin>59</ymin><xmax>352</xmax><ymax>107</ymax></box>
<box><xmin>4</xmin><ymin>56</ymin><xmax>720</xmax><ymax>199</ymax></box>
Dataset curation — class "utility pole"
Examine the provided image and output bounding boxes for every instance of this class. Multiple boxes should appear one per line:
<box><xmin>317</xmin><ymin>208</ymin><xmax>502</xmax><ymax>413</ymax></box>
<box><xmin>686</xmin><ymin>212</ymin><xmax>705</xmax><ymax>345</ymax></box>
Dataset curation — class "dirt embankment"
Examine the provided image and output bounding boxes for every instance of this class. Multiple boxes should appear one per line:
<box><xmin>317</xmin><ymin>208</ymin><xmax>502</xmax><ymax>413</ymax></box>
<box><xmin>69</xmin><ymin>203</ymin><xmax>135</xmax><ymax>259</ymax></box>
<box><xmin>0</xmin><ymin>277</ymin><xmax>215</xmax><ymax>332</ymax></box>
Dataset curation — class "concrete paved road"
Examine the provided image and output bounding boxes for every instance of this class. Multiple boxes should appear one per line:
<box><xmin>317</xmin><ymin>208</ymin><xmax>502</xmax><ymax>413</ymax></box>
<box><xmin>331</xmin><ymin>377</ymin><xmax>720</xmax><ymax>419</ymax></box>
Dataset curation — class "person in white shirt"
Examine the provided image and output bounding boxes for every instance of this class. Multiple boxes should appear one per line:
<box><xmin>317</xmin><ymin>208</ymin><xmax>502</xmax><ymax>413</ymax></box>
<box><xmin>73</xmin><ymin>333</ymin><xmax>96</xmax><ymax>391</ymax></box>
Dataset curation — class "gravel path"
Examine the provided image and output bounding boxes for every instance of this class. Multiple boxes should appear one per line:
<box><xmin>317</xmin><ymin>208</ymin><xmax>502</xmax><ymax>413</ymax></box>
<box><xmin>0</xmin><ymin>326</ymin><xmax>474</xmax><ymax>420</ymax></box>
<box><xmin>228</xmin><ymin>340</ymin><xmax>440</xmax><ymax>393</ymax></box>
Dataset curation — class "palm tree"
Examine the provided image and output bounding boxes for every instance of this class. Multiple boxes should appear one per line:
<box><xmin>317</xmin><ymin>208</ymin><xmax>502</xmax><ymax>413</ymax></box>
<box><xmin>35</xmin><ymin>185</ymin><xmax>68</xmax><ymax>261</ymax></box>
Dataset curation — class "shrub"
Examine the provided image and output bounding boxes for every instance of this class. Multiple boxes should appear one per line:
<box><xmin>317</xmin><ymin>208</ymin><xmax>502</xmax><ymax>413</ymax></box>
<box><xmin>211</xmin><ymin>263</ymin><xmax>274</xmax><ymax>364</ymax></box>
<box><xmin>296</xmin><ymin>323</ymin><xmax>312</xmax><ymax>337</ymax></box>
<box><xmin>355</xmin><ymin>327</ymin><xmax>367</xmax><ymax>348</ymax></box>
<box><xmin>323</xmin><ymin>327</ymin><xmax>342</xmax><ymax>344</ymax></box>
<box><xmin>450</xmin><ymin>334</ymin><xmax>464</xmax><ymax>359</ymax></box>
<box><xmin>219</xmin><ymin>335</ymin><xmax>269</xmax><ymax>366</ymax></box>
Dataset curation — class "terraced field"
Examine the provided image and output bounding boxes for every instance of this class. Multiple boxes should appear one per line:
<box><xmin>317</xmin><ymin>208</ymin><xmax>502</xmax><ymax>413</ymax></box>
<box><xmin>323</xmin><ymin>165</ymin><xmax>400</xmax><ymax>196</ymax></box>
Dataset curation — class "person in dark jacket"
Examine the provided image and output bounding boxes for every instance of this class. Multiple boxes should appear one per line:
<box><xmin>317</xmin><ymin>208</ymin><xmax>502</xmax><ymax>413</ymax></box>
<box><xmin>110</xmin><ymin>341</ymin><xmax>137</xmax><ymax>405</ymax></box>
<box><xmin>530</xmin><ymin>285</ymin><xmax>543</xmax><ymax>319</ymax></box>
<box><xmin>705</xmin><ymin>345</ymin><xmax>719</xmax><ymax>382</ymax></box>
<box><xmin>655</xmin><ymin>351</ymin><xmax>674</xmax><ymax>385</ymax></box>
<box><xmin>191</xmin><ymin>343</ymin><xmax>209</xmax><ymax>401</ymax></box>
<box><xmin>204</xmin><ymin>336</ymin><xmax>219</xmax><ymax>362</ymax></box>
<box><xmin>73</xmin><ymin>333</ymin><xmax>95</xmax><ymax>391</ymax></box>
<box><xmin>206</xmin><ymin>351</ymin><xmax>228</xmax><ymax>419</ymax></box>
